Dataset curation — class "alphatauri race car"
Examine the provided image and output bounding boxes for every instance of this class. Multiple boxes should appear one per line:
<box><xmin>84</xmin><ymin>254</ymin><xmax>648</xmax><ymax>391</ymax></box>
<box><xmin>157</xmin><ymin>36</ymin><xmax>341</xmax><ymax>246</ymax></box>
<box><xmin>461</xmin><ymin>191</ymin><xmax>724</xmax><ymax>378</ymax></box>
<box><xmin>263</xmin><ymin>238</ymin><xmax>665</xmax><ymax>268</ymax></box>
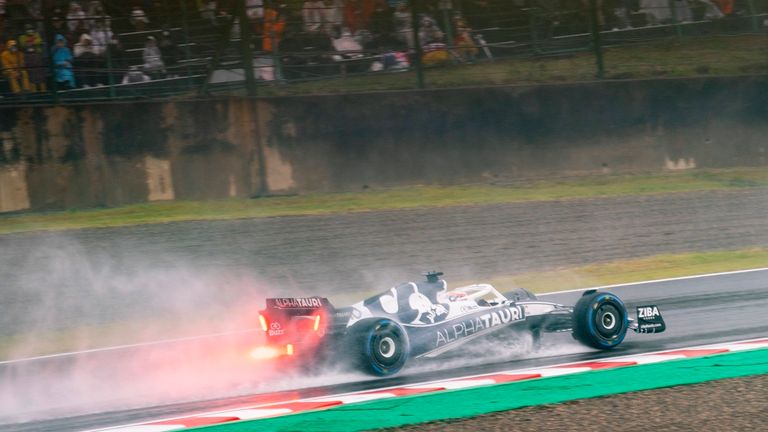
<box><xmin>255</xmin><ymin>272</ymin><xmax>666</xmax><ymax>376</ymax></box>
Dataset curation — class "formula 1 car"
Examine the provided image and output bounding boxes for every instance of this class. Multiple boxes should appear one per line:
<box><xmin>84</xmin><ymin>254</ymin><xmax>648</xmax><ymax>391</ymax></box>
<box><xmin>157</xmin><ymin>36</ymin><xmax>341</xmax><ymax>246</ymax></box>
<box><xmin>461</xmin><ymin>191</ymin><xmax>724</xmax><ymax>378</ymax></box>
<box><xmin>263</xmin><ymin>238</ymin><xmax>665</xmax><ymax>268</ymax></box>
<box><xmin>255</xmin><ymin>272</ymin><xmax>666</xmax><ymax>376</ymax></box>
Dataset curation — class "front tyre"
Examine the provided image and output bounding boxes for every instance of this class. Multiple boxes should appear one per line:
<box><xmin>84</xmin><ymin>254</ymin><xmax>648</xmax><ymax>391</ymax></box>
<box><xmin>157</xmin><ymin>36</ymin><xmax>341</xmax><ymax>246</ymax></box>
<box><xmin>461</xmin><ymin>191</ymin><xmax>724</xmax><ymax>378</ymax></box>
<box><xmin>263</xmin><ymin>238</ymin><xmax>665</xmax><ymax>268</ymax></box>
<box><xmin>572</xmin><ymin>292</ymin><xmax>628</xmax><ymax>349</ymax></box>
<box><xmin>354</xmin><ymin>319</ymin><xmax>409</xmax><ymax>376</ymax></box>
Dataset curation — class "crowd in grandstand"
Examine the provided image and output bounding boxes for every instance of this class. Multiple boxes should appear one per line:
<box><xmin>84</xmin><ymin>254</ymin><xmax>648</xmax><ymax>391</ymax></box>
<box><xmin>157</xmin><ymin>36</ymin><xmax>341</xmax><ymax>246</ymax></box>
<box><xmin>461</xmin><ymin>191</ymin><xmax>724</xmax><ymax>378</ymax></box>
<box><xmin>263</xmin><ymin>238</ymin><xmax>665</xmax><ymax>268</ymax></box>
<box><xmin>0</xmin><ymin>0</ymin><xmax>752</xmax><ymax>95</ymax></box>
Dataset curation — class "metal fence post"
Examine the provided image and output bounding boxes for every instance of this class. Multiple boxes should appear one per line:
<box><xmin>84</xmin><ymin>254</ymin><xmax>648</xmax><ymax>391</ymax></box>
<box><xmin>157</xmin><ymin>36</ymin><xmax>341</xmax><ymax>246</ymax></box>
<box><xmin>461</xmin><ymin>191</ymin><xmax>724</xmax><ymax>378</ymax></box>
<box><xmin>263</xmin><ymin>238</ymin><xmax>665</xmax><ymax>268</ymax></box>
<box><xmin>746</xmin><ymin>0</ymin><xmax>759</xmax><ymax>32</ymax></box>
<box><xmin>178</xmin><ymin>0</ymin><xmax>195</xmax><ymax>90</ymax></box>
<box><xmin>589</xmin><ymin>0</ymin><xmax>605</xmax><ymax>78</ymax></box>
<box><xmin>410</xmin><ymin>0</ymin><xmax>425</xmax><ymax>89</ymax></box>
<box><xmin>667</xmin><ymin>0</ymin><xmax>682</xmax><ymax>39</ymax></box>
<box><xmin>105</xmin><ymin>30</ymin><xmax>116</xmax><ymax>98</ymax></box>
<box><xmin>526</xmin><ymin>8</ymin><xmax>541</xmax><ymax>55</ymax></box>
<box><xmin>237</xmin><ymin>0</ymin><xmax>258</xmax><ymax>95</ymax></box>
<box><xmin>439</xmin><ymin>0</ymin><xmax>454</xmax><ymax>56</ymax></box>
<box><xmin>42</xmin><ymin>12</ymin><xmax>60</xmax><ymax>103</ymax></box>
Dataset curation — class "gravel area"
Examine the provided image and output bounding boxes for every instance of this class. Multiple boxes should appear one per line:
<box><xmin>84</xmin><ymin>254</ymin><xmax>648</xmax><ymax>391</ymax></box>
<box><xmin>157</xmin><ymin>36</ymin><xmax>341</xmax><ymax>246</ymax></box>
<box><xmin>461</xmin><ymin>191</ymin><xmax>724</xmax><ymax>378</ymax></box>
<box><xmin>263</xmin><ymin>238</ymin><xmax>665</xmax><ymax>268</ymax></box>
<box><xmin>374</xmin><ymin>374</ymin><xmax>768</xmax><ymax>432</ymax></box>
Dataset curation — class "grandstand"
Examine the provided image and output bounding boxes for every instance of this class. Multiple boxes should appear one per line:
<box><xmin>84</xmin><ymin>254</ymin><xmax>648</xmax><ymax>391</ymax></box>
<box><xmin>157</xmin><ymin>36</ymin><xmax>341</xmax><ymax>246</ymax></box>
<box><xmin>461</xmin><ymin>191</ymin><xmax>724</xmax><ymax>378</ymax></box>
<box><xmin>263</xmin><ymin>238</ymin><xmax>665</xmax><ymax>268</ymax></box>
<box><xmin>0</xmin><ymin>0</ymin><xmax>765</xmax><ymax>103</ymax></box>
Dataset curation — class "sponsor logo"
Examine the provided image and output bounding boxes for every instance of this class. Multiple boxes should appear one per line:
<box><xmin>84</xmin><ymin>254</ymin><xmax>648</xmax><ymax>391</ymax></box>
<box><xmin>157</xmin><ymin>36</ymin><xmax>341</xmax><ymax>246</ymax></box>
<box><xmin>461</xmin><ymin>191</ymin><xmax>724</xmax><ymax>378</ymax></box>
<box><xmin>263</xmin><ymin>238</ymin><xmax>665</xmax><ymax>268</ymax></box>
<box><xmin>268</xmin><ymin>321</ymin><xmax>285</xmax><ymax>336</ymax></box>
<box><xmin>435</xmin><ymin>305</ymin><xmax>524</xmax><ymax>347</ymax></box>
<box><xmin>640</xmin><ymin>322</ymin><xmax>663</xmax><ymax>329</ymax></box>
<box><xmin>273</xmin><ymin>298</ymin><xmax>323</xmax><ymax>308</ymax></box>
<box><xmin>638</xmin><ymin>306</ymin><xmax>660</xmax><ymax>319</ymax></box>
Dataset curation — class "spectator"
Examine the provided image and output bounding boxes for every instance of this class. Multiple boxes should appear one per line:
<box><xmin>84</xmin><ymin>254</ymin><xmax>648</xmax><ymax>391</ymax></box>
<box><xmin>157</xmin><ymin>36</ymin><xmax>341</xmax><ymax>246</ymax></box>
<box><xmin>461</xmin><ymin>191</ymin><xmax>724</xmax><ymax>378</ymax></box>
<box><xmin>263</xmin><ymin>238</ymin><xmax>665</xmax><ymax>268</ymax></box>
<box><xmin>393</xmin><ymin>2</ymin><xmax>413</xmax><ymax>48</ymax></box>
<box><xmin>418</xmin><ymin>14</ymin><xmax>443</xmax><ymax>45</ymax></box>
<box><xmin>368</xmin><ymin>1</ymin><xmax>393</xmax><ymax>36</ymax></box>
<box><xmin>142</xmin><ymin>35</ymin><xmax>164</xmax><ymax>78</ymax></box>
<box><xmin>89</xmin><ymin>17</ymin><xmax>112</xmax><ymax>54</ymax></box>
<box><xmin>302</xmin><ymin>0</ymin><xmax>324</xmax><ymax>33</ymax></box>
<box><xmin>104</xmin><ymin>34</ymin><xmax>125</xmax><ymax>84</ymax></box>
<box><xmin>418</xmin><ymin>15</ymin><xmax>449</xmax><ymax>65</ymax></box>
<box><xmin>130</xmin><ymin>5</ymin><xmax>150</xmax><ymax>31</ymax></box>
<box><xmin>332</xmin><ymin>27</ymin><xmax>363</xmax><ymax>57</ymax></box>
<box><xmin>87</xmin><ymin>2</ymin><xmax>111</xmax><ymax>32</ymax></box>
<box><xmin>262</xmin><ymin>1</ymin><xmax>286</xmax><ymax>53</ymax></box>
<box><xmin>246</xmin><ymin>0</ymin><xmax>264</xmax><ymax>20</ymax></box>
<box><xmin>86</xmin><ymin>1</ymin><xmax>105</xmax><ymax>18</ymax></box>
<box><xmin>66</xmin><ymin>2</ymin><xmax>87</xmax><ymax>34</ymax></box>
<box><xmin>700</xmin><ymin>0</ymin><xmax>725</xmax><ymax>19</ymax></box>
<box><xmin>52</xmin><ymin>33</ymin><xmax>76</xmax><ymax>88</ymax></box>
<box><xmin>22</xmin><ymin>37</ymin><xmax>46</xmax><ymax>92</ymax></box>
<box><xmin>106</xmin><ymin>35</ymin><xmax>125</xmax><ymax>69</ymax></box>
<box><xmin>199</xmin><ymin>1</ymin><xmax>217</xmax><ymax>25</ymax></box>
<box><xmin>1</xmin><ymin>40</ymin><xmax>31</xmax><ymax>93</ymax></box>
<box><xmin>74</xmin><ymin>33</ymin><xmax>102</xmax><ymax>86</ymax></box>
<box><xmin>713</xmin><ymin>0</ymin><xmax>734</xmax><ymax>15</ymax></box>
<box><xmin>51</xmin><ymin>9</ymin><xmax>68</xmax><ymax>42</ymax></box>
<box><xmin>344</xmin><ymin>0</ymin><xmax>376</xmax><ymax>34</ymax></box>
<box><xmin>321</xmin><ymin>0</ymin><xmax>344</xmax><ymax>35</ymax></box>
<box><xmin>453</xmin><ymin>16</ymin><xmax>477</xmax><ymax>62</ymax></box>
<box><xmin>18</xmin><ymin>24</ymin><xmax>43</xmax><ymax>52</ymax></box>
<box><xmin>121</xmin><ymin>65</ymin><xmax>150</xmax><ymax>83</ymax></box>
<box><xmin>157</xmin><ymin>28</ymin><xmax>179</xmax><ymax>76</ymax></box>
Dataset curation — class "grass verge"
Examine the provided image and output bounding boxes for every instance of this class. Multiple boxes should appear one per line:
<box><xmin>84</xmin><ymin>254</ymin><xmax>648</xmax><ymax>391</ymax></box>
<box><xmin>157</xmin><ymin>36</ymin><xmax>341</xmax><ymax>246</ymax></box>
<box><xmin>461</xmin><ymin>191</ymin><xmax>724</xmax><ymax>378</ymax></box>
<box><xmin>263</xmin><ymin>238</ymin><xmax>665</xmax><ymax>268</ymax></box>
<box><xmin>5</xmin><ymin>247</ymin><xmax>764</xmax><ymax>360</ymax></box>
<box><xmin>2</xmin><ymin>168</ymin><xmax>768</xmax><ymax>235</ymax></box>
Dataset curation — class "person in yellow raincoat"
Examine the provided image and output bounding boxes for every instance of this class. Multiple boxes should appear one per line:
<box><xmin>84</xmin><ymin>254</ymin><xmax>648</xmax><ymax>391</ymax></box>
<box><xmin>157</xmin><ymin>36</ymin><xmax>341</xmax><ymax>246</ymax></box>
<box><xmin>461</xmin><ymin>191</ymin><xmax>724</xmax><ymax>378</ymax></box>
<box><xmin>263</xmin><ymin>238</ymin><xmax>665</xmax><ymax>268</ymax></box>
<box><xmin>1</xmin><ymin>40</ymin><xmax>31</xmax><ymax>93</ymax></box>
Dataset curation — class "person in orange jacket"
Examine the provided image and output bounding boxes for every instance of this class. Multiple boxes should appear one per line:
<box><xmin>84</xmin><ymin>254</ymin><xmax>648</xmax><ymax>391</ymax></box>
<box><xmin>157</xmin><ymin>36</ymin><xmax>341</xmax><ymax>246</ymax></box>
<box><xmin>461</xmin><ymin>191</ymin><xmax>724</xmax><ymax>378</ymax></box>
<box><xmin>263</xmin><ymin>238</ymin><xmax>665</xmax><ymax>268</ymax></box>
<box><xmin>1</xmin><ymin>40</ymin><xmax>31</xmax><ymax>93</ymax></box>
<box><xmin>262</xmin><ymin>1</ymin><xmax>286</xmax><ymax>53</ymax></box>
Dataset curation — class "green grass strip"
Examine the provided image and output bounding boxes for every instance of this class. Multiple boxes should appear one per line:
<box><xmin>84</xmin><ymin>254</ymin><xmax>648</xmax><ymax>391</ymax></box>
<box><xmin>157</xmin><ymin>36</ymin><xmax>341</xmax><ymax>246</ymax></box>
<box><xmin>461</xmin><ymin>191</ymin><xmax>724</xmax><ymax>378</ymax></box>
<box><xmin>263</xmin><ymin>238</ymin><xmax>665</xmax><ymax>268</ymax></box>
<box><xmin>189</xmin><ymin>348</ymin><xmax>768</xmax><ymax>432</ymax></box>
<box><xmin>3</xmin><ymin>168</ymin><xmax>768</xmax><ymax>235</ymax></box>
<box><xmin>489</xmin><ymin>248</ymin><xmax>768</xmax><ymax>294</ymax></box>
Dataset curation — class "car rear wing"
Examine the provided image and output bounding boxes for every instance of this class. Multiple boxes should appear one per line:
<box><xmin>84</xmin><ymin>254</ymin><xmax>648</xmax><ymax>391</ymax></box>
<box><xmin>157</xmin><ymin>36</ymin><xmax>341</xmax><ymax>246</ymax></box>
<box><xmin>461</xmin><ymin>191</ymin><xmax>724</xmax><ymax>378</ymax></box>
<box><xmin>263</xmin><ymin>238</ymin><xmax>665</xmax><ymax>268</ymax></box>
<box><xmin>259</xmin><ymin>297</ymin><xmax>336</xmax><ymax>339</ymax></box>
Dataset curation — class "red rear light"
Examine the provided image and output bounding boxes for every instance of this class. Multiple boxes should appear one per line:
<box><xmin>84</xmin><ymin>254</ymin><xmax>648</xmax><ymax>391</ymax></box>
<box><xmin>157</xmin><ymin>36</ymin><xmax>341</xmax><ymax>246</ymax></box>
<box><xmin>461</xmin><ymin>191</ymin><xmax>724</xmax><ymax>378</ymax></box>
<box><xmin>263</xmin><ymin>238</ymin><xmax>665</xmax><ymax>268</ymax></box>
<box><xmin>258</xmin><ymin>314</ymin><xmax>268</xmax><ymax>332</ymax></box>
<box><xmin>313</xmin><ymin>314</ymin><xmax>321</xmax><ymax>332</ymax></box>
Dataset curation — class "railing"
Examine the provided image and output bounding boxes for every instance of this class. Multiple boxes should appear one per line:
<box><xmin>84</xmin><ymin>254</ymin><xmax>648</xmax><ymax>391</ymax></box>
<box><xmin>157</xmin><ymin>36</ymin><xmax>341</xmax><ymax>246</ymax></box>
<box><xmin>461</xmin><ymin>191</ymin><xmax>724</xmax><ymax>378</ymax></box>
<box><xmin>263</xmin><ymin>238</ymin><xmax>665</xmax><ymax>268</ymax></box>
<box><xmin>0</xmin><ymin>0</ymin><xmax>765</xmax><ymax>104</ymax></box>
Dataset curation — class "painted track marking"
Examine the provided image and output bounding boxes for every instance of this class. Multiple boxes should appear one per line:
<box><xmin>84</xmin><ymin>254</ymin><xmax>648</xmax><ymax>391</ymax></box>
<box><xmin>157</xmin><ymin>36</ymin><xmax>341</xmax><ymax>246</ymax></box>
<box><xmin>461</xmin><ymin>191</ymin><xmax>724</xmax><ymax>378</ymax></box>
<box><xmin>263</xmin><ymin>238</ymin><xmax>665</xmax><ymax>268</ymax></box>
<box><xmin>5</xmin><ymin>266</ymin><xmax>768</xmax><ymax>365</ymax></box>
<box><xmin>82</xmin><ymin>337</ymin><xmax>768</xmax><ymax>432</ymax></box>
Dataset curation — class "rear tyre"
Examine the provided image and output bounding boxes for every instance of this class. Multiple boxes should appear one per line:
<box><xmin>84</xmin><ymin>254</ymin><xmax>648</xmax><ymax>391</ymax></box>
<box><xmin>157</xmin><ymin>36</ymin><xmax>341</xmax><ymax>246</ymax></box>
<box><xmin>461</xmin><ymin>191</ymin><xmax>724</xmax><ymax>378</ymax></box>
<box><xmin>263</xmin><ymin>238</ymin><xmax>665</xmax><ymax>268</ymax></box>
<box><xmin>353</xmin><ymin>319</ymin><xmax>409</xmax><ymax>376</ymax></box>
<box><xmin>572</xmin><ymin>292</ymin><xmax>628</xmax><ymax>349</ymax></box>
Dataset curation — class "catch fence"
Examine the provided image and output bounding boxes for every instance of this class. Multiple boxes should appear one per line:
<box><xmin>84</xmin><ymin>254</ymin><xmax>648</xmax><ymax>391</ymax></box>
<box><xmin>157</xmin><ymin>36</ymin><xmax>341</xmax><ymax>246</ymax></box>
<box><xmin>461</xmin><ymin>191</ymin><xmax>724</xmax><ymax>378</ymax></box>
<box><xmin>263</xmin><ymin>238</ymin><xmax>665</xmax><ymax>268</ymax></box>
<box><xmin>0</xmin><ymin>0</ymin><xmax>766</xmax><ymax>104</ymax></box>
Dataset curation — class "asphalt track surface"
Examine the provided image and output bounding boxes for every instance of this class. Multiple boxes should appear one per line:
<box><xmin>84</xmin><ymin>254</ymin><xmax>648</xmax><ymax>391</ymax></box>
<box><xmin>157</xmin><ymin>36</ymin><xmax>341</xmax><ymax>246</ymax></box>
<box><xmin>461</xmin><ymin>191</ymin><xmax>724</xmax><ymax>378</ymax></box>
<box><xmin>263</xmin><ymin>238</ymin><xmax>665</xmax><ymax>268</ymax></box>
<box><xmin>2</xmin><ymin>269</ymin><xmax>768</xmax><ymax>432</ymax></box>
<box><xmin>1</xmin><ymin>189</ymin><xmax>768</xmax><ymax>431</ymax></box>
<box><xmin>2</xmin><ymin>189</ymin><xmax>768</xmax><ymax>338</ymax></box>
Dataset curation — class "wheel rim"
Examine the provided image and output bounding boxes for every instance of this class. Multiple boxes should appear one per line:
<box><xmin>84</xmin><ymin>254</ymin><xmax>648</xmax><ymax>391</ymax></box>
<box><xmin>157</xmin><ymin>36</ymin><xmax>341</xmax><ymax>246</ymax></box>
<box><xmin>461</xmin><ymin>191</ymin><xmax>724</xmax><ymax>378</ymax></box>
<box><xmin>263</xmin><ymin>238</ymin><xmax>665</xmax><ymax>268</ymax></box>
<box><xmin>378</xmin><ymin>336</ymin><xmax>396</xmax><ymax>358</ymax></box>
<box><xmin>369</xmin><ymin>324</ymin><xmax>403</xmax><ymax>368</ymax></box>
<box><xmin>595</xmin><ymin>304</ymin><xmax>621</xmax><ymax>339</ymax></box>
<box><xmin>602</xmin><ymin>312</ymin><xmax>616</xmax><ymax>330</ymax></box>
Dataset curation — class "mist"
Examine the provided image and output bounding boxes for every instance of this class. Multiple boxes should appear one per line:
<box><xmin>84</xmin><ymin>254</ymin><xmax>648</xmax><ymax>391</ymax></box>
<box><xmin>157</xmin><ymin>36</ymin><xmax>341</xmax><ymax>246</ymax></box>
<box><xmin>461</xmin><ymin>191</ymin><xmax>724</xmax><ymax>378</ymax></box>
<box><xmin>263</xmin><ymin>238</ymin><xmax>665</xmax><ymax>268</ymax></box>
<box><xmin>0</xmin><ymin>233</ymin><xmax>596</xmax><ymax>426</ymax></box>
<box><xmin>0</xmin><ymin>234</ymin><xmax>285</xmax><ymax>424</ymax></box>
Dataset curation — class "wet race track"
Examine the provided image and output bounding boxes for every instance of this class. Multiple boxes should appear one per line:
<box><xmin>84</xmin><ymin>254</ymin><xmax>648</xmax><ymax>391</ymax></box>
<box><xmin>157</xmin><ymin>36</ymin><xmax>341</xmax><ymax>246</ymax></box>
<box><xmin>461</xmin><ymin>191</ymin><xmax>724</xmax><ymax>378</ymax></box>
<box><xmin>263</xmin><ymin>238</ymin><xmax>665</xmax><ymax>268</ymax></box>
<box><xmin>1</xmin><ymin>189</ymin><xmax>768</xmax><ymax>431</ymax></box>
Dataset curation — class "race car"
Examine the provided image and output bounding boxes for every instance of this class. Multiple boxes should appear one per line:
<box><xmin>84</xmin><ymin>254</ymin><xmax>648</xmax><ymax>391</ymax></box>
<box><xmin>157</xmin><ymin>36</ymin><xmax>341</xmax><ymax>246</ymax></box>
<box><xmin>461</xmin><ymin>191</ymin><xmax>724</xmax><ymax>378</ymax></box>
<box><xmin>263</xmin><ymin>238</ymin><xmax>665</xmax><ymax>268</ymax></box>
<box><xmin>255</xmin><ymin>271</ymin><xmax>666</xmax><ymax>376</ymax></box>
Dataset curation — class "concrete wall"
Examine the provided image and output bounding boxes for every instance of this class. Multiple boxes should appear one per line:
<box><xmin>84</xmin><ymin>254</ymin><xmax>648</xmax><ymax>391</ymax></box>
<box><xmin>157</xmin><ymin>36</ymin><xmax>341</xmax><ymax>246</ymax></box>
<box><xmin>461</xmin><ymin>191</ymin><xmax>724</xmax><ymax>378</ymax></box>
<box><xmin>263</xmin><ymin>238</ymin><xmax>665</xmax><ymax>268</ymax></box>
<box><xmin>1</xmin><ymin>75</ymin><xmax>766</xmax><ymax>212</ymax></box>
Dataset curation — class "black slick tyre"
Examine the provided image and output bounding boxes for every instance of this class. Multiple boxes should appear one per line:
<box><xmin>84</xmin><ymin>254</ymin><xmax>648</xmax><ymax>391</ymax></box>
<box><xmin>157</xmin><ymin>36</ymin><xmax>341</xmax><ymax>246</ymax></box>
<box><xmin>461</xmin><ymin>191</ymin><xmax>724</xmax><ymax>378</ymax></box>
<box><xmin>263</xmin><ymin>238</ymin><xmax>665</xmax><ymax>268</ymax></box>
<box><xmin>353</xmin><ymin>319</ymin><xmax>409</xmax><ymax>376</ymax></box>
<box><xmin>572</xmin><ymin>291</ymin><xmax>628</xmax><ymax>349</ymax></box>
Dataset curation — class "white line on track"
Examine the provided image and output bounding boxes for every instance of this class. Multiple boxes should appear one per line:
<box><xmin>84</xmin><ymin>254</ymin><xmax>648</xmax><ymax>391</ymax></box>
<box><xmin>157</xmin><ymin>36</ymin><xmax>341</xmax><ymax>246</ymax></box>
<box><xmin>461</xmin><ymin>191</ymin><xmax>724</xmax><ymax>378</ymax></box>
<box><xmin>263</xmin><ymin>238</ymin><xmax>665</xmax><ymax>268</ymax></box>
<box><xmin>536</xmin><ymin>266</ymin><xmax>768</xmax><ymax>296</ymax></box>
<box><xmin>0</xmin><ymin>328</ymin><xmax>261</xmax><ymax>365</ymax></box>
<box><xmin>5</xmin><ymin>266</ymin><xmax>768</xmax><ymax>365</ymax></box>
<box><xmin>82</xmin><ymin>336</ymin><xmax>768</xmax><ymax>432</ymax></box>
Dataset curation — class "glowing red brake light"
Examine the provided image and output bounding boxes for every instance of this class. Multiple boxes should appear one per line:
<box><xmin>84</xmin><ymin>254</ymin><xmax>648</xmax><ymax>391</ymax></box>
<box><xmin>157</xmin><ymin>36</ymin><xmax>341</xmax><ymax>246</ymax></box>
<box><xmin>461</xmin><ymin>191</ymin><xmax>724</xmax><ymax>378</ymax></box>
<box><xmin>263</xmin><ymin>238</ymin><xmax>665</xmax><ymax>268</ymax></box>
<box><xmin>258</xmin><ymin>314</ymin><xmax>268</xmax><ymax>332</ymax></box>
